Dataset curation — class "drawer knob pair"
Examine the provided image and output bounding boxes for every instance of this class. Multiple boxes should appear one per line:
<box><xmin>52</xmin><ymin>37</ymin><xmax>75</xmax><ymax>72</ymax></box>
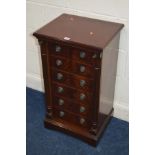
<box><xmin>57</xmin><ymin>87</ymin><xmax>64</xmax><ymax>93</ymax></box>
<box><xmin>80</xmin><ymin>106</ymin><xmax>85</xmax><ymax>113</ymax></box>
<box><xmin>55</xmin><ymin>45</ymin><xmax>61</xmax><ymax>52</ymax></box>
<box><xmin>92</xmin><ymin>53</ymin><xmax>97</xmax><ymax>58</ymax></box>
<box><xmin>56</xmin><ymin>59</ymin><xmax>63</xmax><ymax>66</ymax></box>
<box><xmin>80</xmin><ymin>93</ymin><xmax>86</xmax><ymax>100</ymax></box>
<box><xmin>58</xmin><ymin>99</ymin><xmax>64</xmax><ymax>105</ymax></box>
<box><xmin>80</xmin><ymin>118</ymin><xmax>85</xmax><ymax>124</ymax></box>
<box><xmin>57</xmin><ymin>73</ymin><xmax>63</xmax><ymax>80</ymax></box>
<box><xmin>59</xmin><ymin>111</ymin><xmax>65</xmax><ymax>117</ymax></box>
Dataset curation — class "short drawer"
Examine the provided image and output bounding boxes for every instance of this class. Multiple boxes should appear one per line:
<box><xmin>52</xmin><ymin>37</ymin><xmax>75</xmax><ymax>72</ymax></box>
<box><xmin>48</xmin><ymin>43</ymin><xmax>70</xmax><ymax>57</ymax></box>
<box><xmin>52</xmin><ymin>95</ymin><xmax>90</xmax><ymax>116</ymax></box>
<box><xmin>73</xmin><ymin>62</ymin><xmax>94</xmax><ymax>78</ymax></box>
<box><xmin>71</xmin><ymin>48</ymin><xmax>101</xmax><ymax>66</ymax></box>
<box><xmin>52</xmin><ymin>69</ymin><xmax>94</xmax><ymax>91</ymax></box>
<box><xmin>52</xmin><ymin>83</ymin><xmax>92</xmax><ymax>104</ymax></box>
<box><xmin>53</xmin><ymin>108</ymin><xmax>90</xmax><ymax>128</ymax></box>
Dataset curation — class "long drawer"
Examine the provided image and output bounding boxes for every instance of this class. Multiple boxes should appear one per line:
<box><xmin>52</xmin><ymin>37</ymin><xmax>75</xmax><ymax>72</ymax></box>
<box><xmin>52</xmin><ymin>82</ymin><xmax>92</xmax><ymax>104</ymax></box>
<box><xmin>50</xmin><ymin>55</ymin><xmax>95</xmax><ymax>78</ymax></box>
<box><xmin>52</xmin><ymin>95</ymin><xmax>90</xmax><ymax>116</ymax></box>
<box><xmin>52</xmin><ymin>68</ymin><xmax>94</xmax><ymax>91</ymax></box>
<box><xmin>53</xmin><ymin>107</ymin><xmax>90</xmax><ymax>128</ymax></box>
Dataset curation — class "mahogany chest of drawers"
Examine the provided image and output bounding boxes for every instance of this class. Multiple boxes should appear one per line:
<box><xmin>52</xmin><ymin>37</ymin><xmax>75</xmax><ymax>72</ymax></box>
<box><xmin>33</xmin><ymin>14</ymin><xmax>124</xmax><ymax>146</ymax></box>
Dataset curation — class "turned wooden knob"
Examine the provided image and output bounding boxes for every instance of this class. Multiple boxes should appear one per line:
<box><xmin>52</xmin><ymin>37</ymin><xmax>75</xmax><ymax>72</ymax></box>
<box><xmin>80</xmin><ymin>51</ymin><xmax>86</xmax><ymax>58</ymax></box>
<box><xmin>80</xmin><ymin>118</ymin><xmax>85</xmax><ymax>124</ymax></box>
<box><xmin>55</xmin><ymin>45</ymin><xmax>61</xmax><ymax>52</ymax></box>
<box><xmin>80</xmin><ymin>80</ymin><xmax>86</xmax><ymax>87</ymax></box>
<box><xmin>58</xmin><ymin>99</ymin><xmax>64</xmax><ymax>106</ymax></box>
<box><xmin>57</xmin><ymin>87</ymin><xmax>64</xmax><ymax>93</ymax></box>
<box><xmin>80</xmin><ymin>93</ymin><xmax>86</xmax><ymax>100</ymax></box>
<box><xmin>80</xmin><ymin>106</ymin><xmax>85</xmax><ymax>113</ymax></box>
<box><xmin>80</xmin><ymin>65</ymin><xmax>85</xmax><ymax>73</ymax></box>
<box><xmin>59</xmin><ymin>111</ymin><xmax>65</xmax><ymax>117</ymax></box>
<box><xmin>57</xmin><ymin>73</ymin><xmax>63</xmax><ymax>80</ymax></box>
<box><xmin>56</xmin><ymin>59</ymin><xmax>63</xmax><ymax>66</ymax></box>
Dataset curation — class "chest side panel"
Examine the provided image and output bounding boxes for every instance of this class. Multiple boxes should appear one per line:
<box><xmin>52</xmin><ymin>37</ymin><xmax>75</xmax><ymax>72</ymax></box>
<box><xmin>99</xmin><ymin>33</ymin><xmax>120</xmax><ymax>116</ymax></box>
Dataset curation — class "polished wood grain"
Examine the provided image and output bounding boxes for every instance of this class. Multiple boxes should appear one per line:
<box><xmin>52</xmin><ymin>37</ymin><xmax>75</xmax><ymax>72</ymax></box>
<box><xmin>33</xmin><ymin>13</ymin><xmax>124</xmax><ymax>146</ymax></box>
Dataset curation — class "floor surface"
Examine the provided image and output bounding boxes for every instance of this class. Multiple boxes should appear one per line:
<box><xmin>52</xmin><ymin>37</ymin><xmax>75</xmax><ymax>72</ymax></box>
<box><xmin>26</xmin><ymin>87</ymin><xmax>129</xmax><ymax>155</ymax></box>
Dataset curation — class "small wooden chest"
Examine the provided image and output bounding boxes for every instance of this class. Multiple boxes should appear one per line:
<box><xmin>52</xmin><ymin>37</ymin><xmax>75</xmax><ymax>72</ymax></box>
<box><xmin>33</xmin><ymin>14</ymin><xmax>124</xmax><ymax>146</ymax></box>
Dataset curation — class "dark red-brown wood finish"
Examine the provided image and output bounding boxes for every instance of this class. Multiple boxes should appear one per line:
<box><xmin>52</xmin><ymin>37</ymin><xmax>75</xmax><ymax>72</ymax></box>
<box><xmin>33</xmin><ymin>13</ymin><xmax>124</xmax><ymax>146</ymax></box>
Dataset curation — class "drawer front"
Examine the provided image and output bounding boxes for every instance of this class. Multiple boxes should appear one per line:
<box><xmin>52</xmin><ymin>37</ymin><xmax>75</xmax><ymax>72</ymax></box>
<box><xmin>48</xmin><ymin>43</ymin><xmax>70</xmax><ymax>57</ymax></box>
<box><xmin>52</xmin><ymin>95</ymin><xmax>90</xmax><ymax>116</ymax></box>
<box><xmin>52</xmin><ymin>69</ymin><xmax>94</xmax><ymax>91</ymax></box>
<box><xmin>51</xmin><ymin>56</ymin><xmax>95</xmax><ymax>78</ymax></box>
<box><xmin>71</xmin><ymin>48</ymin><xmax>101</xmax><ymax>65</ymax></box>
<box><xmin>52</xmin><ymin>83</ymin><xmax>92</xmax><ymax>104</ymax></box>
<box><xmin>73</xmin><ymin>62</ymin><xmax>94</xmax><ymax>78</ymax></box>
<box><xmin>53</xmin><ymin>108</ymin><xmax>90</xmax><ymax>128</ymax></box>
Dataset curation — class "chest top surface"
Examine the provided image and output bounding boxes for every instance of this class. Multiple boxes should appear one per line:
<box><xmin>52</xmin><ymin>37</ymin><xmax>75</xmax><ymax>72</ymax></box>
<box><xmin>34</xmin><ymin>14</ymin><xmax>124</xmax><ymax>50</ymax></box>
